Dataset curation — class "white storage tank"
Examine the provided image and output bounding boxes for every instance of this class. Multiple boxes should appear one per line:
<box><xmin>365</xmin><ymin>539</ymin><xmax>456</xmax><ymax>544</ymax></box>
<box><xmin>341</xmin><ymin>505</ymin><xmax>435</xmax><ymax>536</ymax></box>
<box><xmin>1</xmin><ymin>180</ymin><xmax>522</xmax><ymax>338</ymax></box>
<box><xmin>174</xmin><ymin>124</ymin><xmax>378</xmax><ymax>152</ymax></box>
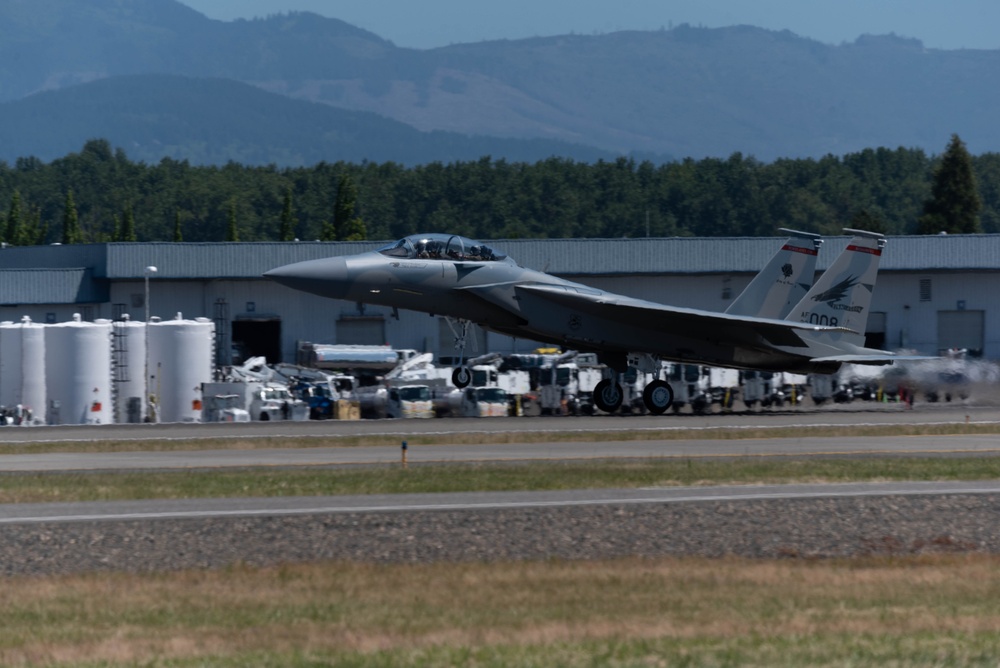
<box><xmin>0</xmin><ymin>317</ymin><xmax>47</xmax><ymax>425</ymax></box>
<box><xmin>147</xmin><ymin>314</ymin><xmax>215</xmax><ymax>423</ymax></box>
<box><xmin>45</xmin><ymin>315</ymin><xmax>113</xmax><ymax>425</ymax></box>
<box><xmin>111</xmin><ymin>316</ymin><xmax>148</xmax><ymax>424</ymax></box>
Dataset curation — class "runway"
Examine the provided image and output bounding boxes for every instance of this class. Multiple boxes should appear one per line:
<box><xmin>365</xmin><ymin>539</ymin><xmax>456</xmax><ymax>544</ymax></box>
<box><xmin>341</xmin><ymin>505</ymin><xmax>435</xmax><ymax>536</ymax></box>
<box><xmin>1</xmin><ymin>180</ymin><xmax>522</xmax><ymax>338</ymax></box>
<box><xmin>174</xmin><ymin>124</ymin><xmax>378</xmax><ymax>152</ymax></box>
<box><xmin>3</xmin><ymin>404</ymin><xmax>1000</xmax><ymax>573</ymax></box>
<box><xmin>1</xmin><ymin>402</ymin><xmax>999</xmax><ymax>532</ymax></box>
<box><xmin>2</xmin><ymin>480</ymin><xmax>1000</xmax><ymax>525</ymax></box>
<box><xmin>3</xmin><ymin>433</ymin><xmax>1000</xmax><ymax>473</ymax></box>
<box><xmin>0</xmin><ymin>401</ymin><xmax>992</xmax><ymax>444</ymax></box>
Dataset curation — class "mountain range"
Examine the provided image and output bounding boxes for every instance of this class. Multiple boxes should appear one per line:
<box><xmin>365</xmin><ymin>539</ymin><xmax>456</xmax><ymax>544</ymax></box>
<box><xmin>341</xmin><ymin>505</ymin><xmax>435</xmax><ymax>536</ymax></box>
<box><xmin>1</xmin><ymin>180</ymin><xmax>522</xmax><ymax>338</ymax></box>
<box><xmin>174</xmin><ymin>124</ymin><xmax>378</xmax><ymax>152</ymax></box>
<box><xmin>1</xmin><ymin>0</ymin><xmax>999</xmax><ymax>166</ymax></box>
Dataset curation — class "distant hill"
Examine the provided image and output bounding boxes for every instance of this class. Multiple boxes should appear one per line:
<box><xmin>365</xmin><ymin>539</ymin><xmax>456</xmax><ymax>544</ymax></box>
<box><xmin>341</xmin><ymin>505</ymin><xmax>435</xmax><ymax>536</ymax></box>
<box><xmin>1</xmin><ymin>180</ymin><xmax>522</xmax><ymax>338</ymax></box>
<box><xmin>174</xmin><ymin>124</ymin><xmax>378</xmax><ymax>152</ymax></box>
<box><xmin>2</xmin><ymin>0</ymin><xmax>1000</xmax><ymax>163</ymax></box>
<box><xmin>0</xmin><ymin>75</ymin><xmax>616</xmax><ymax>166</ymax></box>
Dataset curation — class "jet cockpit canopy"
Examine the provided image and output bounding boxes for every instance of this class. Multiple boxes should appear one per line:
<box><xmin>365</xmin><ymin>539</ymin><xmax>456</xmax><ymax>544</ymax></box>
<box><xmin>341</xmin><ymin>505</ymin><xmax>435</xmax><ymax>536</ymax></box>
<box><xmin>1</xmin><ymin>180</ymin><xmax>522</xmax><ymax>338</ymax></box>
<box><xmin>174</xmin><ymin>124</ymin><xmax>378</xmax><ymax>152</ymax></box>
<box><xmin>377</xmin><ymin>233</ymin><xmax>507</xmax><ymax>263</ymax></box>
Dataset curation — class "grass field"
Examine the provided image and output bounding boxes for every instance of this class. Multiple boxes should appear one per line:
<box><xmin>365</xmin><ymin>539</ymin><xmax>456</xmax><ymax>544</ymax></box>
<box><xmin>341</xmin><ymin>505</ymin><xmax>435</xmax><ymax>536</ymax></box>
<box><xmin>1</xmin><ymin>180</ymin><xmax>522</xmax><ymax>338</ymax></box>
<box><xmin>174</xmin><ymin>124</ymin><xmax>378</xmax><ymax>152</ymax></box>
<box><xmin>3</xmin><ymin>455</ymin><xmax>1000</xmax><ymax>503</ymax></box>
<box><xmin>4</xmin><ymin>424</ymin><xmax>1000</xmax><ymax>665</ymax></box>
<box><xmin>3</xmin><ymin>555</ymin><xmax>1000</xmax><ymax>666</ymax></box>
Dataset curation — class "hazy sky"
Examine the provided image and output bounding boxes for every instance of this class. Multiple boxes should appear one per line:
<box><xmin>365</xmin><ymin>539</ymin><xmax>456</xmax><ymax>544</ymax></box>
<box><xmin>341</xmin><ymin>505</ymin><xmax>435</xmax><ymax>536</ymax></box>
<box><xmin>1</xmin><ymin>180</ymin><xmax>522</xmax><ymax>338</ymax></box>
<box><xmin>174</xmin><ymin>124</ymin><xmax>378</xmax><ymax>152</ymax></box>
<box><xmin>180</xmin><ymin>0</ymin><xmax>1000</xmax><ymax>50</ymax></box>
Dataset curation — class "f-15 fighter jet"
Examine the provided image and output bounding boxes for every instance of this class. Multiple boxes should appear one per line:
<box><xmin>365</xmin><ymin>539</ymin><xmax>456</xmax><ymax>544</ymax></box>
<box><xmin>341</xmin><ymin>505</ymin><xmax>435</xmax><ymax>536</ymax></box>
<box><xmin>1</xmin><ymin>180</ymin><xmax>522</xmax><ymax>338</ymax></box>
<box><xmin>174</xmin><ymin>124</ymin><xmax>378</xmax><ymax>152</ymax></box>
<box><xmin>266</xmin><ymin>228</ymin><xmax>913</xmax><ymax>414</ymax></box>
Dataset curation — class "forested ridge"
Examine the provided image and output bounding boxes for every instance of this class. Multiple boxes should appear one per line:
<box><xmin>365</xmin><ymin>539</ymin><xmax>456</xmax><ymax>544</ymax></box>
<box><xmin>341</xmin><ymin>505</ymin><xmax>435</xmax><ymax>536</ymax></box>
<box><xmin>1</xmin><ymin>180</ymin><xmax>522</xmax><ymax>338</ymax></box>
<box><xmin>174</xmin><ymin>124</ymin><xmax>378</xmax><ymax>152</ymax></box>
<box><xmin>1</xmin><ymin>139</ymin><xmax>998</xmax><ymax>245</ymax></box>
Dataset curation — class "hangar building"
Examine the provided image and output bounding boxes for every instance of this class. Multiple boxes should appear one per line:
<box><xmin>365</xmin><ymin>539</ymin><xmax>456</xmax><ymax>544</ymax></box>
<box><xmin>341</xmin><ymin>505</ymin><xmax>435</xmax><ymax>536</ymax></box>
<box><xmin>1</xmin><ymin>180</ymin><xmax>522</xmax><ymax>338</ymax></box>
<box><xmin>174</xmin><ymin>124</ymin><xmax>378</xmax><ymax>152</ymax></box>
<box><xmin>0</xmin><ymin>233</ymin><xmax>994</xmax><ymax>366</ymax></box>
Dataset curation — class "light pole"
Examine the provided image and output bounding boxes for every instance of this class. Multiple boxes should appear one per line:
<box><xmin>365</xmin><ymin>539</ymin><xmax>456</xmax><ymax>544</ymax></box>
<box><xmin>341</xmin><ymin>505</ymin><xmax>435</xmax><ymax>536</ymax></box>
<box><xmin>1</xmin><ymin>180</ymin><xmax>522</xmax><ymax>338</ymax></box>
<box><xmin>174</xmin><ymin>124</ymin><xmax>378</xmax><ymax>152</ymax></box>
<box><xmin>144</xmin><ymin>266</ymin><xmax>157</xmax><ymax>324</ymax></box>
<box><xmin>144</xmin><ymin>266</ymin><xmax>157</xmax><ymax>422</ymax></box>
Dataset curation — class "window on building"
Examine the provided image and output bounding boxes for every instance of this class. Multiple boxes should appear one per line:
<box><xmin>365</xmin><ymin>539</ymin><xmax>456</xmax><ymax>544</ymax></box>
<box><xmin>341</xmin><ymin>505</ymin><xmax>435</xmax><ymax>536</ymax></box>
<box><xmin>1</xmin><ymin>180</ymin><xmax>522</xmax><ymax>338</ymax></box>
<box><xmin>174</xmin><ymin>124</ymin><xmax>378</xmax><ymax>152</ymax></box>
<box><xmin>919</xmin><ymin>278</ymin><xmax>932</xmax><ymax>302</ymax></box>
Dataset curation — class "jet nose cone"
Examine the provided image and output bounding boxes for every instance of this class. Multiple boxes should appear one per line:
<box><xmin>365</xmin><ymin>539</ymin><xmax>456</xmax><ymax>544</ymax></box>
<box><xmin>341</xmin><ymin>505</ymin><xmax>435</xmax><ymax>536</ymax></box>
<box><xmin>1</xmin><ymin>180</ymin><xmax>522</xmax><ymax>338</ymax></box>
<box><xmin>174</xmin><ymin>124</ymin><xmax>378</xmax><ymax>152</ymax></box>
<box><xmin>264</xmin><ymin>256</ymin><xmax>351</xmax><ymax>299</ymax></box>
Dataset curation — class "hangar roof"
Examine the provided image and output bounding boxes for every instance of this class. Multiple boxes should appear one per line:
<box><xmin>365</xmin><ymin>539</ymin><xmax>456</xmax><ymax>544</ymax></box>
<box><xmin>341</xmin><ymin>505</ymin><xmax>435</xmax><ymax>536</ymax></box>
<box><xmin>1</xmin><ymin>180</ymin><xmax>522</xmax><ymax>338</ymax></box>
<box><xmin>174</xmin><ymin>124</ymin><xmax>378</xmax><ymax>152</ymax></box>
<box><xmin>0</xmin><ymin>268</ymin><xmax>105</xmax><ymax>305</ymax></box>
<box><xmin>0</xmin><ymin>233</ymin><xmax>995</xmax><ymax>304</ymax></box>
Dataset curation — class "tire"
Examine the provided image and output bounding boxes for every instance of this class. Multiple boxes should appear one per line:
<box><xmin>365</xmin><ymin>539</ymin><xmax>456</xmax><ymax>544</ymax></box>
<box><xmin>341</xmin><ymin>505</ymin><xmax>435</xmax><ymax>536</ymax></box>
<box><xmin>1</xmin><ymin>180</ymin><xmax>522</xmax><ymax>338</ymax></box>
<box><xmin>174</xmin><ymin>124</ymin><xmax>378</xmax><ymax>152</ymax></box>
<box><xmin>593</xmin><ymin>379</ymin><xmax>624</xmax><ymax>413</ymax></box>
<box><xmin>642</xmin><ymin>379</ymin><xmax>674</xmax><ymax>414</ymax></box>
<box><xmin>452</xmin><ymin>366</ymin><xmax>472</xmax><ymax>388</ymax></box>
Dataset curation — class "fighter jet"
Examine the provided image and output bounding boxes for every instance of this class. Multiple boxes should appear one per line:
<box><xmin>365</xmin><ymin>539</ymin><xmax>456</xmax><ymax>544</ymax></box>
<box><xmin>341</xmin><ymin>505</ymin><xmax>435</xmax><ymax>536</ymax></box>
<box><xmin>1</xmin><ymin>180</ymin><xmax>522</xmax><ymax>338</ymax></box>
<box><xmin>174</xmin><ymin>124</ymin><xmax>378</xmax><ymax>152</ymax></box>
<box><xmin>265</xmin><ymin>228</ymin><xmax>912</xmax><ymax>414</ymax></box>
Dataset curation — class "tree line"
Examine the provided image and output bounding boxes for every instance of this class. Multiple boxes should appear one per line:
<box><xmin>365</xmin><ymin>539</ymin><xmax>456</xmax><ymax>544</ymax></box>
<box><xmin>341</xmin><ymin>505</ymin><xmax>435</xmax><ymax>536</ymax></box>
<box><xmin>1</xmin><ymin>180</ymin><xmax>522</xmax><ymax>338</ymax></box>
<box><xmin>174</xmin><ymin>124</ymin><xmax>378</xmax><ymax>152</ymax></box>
<box><xmin>0</xmin><ymin>135</ymin><xmax>992</xmax><ymax>246</ymax></box>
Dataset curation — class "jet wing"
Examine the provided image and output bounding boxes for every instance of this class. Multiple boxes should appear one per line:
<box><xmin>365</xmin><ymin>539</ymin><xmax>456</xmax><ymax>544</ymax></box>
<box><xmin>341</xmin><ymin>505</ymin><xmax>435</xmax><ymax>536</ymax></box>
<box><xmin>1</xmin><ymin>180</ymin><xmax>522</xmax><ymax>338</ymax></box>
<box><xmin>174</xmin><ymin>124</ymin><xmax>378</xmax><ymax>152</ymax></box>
<box><xmin>511</xmin><ymin>283</ymin><xmax>844</xmax><ymax>349</ymax></box>
<box><xmin>809</xmin><ymin>353</ymin><xmax>939</xmax><ymax>365</ymax></box>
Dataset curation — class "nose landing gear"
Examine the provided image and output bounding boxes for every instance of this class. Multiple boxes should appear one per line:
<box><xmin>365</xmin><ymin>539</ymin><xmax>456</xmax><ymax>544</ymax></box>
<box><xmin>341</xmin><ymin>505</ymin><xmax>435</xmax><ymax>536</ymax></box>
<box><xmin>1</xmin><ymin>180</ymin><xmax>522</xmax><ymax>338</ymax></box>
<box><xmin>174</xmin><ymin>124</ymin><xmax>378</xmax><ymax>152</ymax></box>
<box><xmin>446</xmin><ymin>318</ymin><xmax>473</xmax><ymax>388</ymax></box>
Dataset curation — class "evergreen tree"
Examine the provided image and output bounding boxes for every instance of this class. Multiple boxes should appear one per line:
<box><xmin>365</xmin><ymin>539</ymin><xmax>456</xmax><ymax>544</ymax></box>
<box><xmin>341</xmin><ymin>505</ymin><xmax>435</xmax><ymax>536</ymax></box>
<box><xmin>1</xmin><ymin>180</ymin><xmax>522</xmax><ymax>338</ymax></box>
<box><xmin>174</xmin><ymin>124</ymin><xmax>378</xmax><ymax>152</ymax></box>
<box><xmin>850</xmin><ymin>208</ymin><xmax>887</xmax><ymax>234</ymax></box>
<box><xmin>279</xmin><ymin>187</ymin><xmax>296</xmax><ymax>241</ymax></box>
<box><xmin>5</xmin><ymin>190</ymin><xmax>23</xmax><ymax>245</ymax></box>
<box><xmin>342</xmin><ymin>216</ymin><xmax>367</xmax><ymax>241</ymax></box>
<box><xmin>173</xmin><ymin>210</ymin><xmax>183</xmax><ymax>242</ymax></box>
<box><xmin>26</xmin><ymin>208</ymin><xmax>46</xmax><ymax>245</ymax></box>
<box><xmin>319</xmin><ymin>220</ymin><xmax>336</xmax><ymax>241</ymax></box>
<box><xmin>226</xmin><ymin>199</ymin><xmax>240</xmax><ymax>241</ymax></box>
<box><xmin>333</xmin><ymin>173</ymin><xmax>358</xmax><ymax>240</ymax></box>
<box><xmin>120</xmin><ymin>202</ymin><xmax>137</xmax><ymax>241</ymax></box>
<box><xmin>111</xmin><ymin>214</ymin><xmax>121</xmax><ymax>242</ymax></box>
<box><xmin>62</xmin><ymin>189</ymin><xmax>82</xmax><ymax>244</ymax></box>
<box><xmin>6</xmin><ymin>138</ymin><xmax>1000</xmax><ymax>242</ymax></box>
<box><xmin>916</xmin><ymin>134</ymin><xmax>982</xmax><ymax>234</ymax></box>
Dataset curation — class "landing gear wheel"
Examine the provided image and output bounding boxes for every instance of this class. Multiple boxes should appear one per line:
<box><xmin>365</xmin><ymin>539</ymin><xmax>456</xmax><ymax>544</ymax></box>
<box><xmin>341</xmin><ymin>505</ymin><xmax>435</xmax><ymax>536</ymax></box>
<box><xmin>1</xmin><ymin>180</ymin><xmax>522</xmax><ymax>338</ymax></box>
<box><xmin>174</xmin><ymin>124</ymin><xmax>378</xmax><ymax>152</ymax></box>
<box><xmin>642</xmin><ymin>379</ymin><xmax>674</xmax><ymax>414</ymax></box>
<box><xmin>593</xmin><ymin>379</ymin><xmax>624</xmax><ymax>413</ymax></box>
<box><xmin>452</xmin><ymin>366</ymin><xmax>472</xmax><ymax>388</ymax></box>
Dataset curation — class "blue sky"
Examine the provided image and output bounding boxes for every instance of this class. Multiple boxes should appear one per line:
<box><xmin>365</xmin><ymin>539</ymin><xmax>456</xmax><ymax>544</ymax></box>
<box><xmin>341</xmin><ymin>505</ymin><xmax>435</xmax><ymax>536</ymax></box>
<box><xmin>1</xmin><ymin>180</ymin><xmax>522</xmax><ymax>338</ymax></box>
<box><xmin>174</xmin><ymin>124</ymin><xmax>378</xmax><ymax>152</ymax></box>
<box><xmin>180</xmin><ymin>0</ymin><xmax>1000</xmax><ymax>50</ymax></box>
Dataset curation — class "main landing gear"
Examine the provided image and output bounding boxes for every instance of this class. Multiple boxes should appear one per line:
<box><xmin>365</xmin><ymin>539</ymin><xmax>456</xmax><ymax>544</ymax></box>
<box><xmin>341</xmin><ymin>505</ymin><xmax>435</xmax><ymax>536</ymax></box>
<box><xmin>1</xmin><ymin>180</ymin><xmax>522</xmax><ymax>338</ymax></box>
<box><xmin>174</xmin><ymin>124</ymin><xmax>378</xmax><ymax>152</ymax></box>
<box><xmin>642</xmin><ymin>379</ymin><xmax>674</xmax><ymax>414</ymax></box>
<box><xmin>593</xmin><ymin>353</ymin><xmax>675</xmax><ymax>414</ymax></box>
<box><xmin>593</xmin><ymin>378</ymin><xmax>624</xmax><ymax>413</ymax></box>
<box><xmin>592</xmin><ymin>378</ymin><xmax>674</xmax><ymax>414</ymax></box>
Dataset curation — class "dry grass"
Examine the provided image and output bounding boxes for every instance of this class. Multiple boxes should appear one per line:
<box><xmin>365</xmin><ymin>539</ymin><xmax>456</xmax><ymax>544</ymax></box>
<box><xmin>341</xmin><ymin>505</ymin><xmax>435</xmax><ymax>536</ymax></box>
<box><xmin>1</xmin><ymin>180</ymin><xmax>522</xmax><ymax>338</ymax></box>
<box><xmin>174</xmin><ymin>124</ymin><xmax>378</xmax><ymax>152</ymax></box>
<box><xmin>4</xmin><ymin>421</ymin><xmax>1000</xmax><ymax>665</ymax></box>
<box><xmin>3</xmin><ymin>555</ymin><xmax>1000</xmax><ymax>666</ymax></box>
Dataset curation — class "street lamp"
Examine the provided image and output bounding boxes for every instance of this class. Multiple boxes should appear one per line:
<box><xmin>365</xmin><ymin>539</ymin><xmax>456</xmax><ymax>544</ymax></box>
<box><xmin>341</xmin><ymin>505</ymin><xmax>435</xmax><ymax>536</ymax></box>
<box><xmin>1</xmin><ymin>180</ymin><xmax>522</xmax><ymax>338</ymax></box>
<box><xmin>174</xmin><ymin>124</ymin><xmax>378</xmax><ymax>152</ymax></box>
<box><xmin>144</xmin><ymin>266</ymin><xmax>157</xmax><ymax>422</ymax></box>
<box><xmin>144</xmin><ymin>266</ymin><xmax>157</xmax><ymax>324</ymax></box>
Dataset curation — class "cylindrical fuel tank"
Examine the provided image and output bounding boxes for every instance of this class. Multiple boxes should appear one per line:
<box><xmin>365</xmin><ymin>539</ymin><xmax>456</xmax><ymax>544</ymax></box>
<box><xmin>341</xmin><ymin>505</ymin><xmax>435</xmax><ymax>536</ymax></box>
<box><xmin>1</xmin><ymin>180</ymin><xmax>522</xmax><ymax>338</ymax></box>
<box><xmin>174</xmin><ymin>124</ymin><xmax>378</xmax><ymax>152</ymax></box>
<box><xmin>44</xmin><ymin>315</ymin><xmax>113</xmax><ymax>425</ymax></box>
<box><xmin>147</xmin><ymin>314</ymin><xmax>215</xmax><ymax>423</ymax></box>
<box><xmin>0</xmin><ymin>317</ymin><xmax>47</xmax><ymax>425</ymax></box>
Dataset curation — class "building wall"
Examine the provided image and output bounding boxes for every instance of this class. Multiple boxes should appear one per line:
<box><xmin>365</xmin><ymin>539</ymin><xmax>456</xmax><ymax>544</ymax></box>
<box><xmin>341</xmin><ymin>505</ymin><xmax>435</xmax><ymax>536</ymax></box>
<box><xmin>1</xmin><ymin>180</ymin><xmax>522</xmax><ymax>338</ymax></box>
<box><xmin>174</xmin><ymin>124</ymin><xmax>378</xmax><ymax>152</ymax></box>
<box><xmin>5</xmin><ymin>267</ymin><xmax>995</xmax><ymax>366</ymax></box>
<box><xmin>123</xmin><ymin>271</ymin><xmax>1000</xmax><ymax>363</ymax></box>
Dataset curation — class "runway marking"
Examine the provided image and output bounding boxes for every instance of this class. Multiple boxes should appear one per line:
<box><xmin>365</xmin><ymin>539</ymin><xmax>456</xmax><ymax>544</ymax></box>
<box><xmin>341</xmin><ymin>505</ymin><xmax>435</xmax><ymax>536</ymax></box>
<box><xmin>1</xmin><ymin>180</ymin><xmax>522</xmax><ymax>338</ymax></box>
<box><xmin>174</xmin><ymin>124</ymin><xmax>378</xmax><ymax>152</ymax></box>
<box><xmin>4</xmin><ymin>485</ymin><xmax>1000</xmax><ymax>525</ymax></box>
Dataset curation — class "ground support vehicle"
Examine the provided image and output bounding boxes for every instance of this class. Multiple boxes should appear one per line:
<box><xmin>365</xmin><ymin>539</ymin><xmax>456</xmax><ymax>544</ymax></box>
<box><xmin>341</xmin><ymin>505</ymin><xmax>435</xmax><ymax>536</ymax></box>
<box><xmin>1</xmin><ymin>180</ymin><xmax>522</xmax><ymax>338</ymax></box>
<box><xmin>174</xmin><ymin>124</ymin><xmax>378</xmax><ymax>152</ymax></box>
<box><xmin>201</xmin><ymin>394</ymin><xmax>251</xmax><ymax>422</ymax></box>
<box><xmin>357</xmin><ymin>383</ymin><xmax>434</xmax><ymax>419</ymax></box>
<box><xmin>200</xmin><ymin>381</ymin><xmax>307</xmax><ymax>421</ymax></box>
<box><xmin>460</xmin><ymin>386</ymin><xmax>509</xmax><ymax>417</ymax></box>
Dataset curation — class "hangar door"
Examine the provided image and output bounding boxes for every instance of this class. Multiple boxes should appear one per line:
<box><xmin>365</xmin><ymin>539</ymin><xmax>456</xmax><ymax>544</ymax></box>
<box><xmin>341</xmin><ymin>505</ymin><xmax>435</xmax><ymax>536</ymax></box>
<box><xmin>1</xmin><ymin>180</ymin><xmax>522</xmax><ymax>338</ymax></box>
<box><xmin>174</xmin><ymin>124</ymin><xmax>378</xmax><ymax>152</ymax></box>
<box><xmin>865</xmin><ymin>311</ymin><xmax>886</xmax><ymax>350</ymax></box>
<box><xmin>937</xmin><ymin>310</ymin><xmax>984</xmax><ymax>356</ymax></box>
<box><xmin>232</xmin><ymin>317</ymin><xmax>282</xmax><ymax>365</ymax></box>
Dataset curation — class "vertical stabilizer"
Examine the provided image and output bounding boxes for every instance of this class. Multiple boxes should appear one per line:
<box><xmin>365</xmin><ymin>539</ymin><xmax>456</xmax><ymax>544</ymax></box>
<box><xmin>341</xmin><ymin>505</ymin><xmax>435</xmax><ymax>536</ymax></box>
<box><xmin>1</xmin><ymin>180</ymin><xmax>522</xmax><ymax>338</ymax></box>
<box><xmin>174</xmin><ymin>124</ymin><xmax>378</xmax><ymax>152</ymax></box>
<box><xmin>788</xmin><ymin>228</ymin><xmax>885</xmax><ymax>345</ymax></box>
<box><xmin>726</xmin><ymin>229</ymin><xmax>822</xmax><ymax>319</ymax></box>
